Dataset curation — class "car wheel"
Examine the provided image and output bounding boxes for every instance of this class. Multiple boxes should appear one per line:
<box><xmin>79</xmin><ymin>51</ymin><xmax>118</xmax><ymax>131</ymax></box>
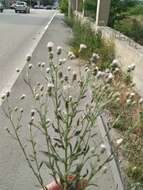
<box><xmin>0</xmin><ymin>9</ymin><xmax>3</xmax><ymax>13</ymax></box>
<box><xmin>15</xmin><ymin>10</ymin><xmax>17</xmax><ymax>13</ymax></box>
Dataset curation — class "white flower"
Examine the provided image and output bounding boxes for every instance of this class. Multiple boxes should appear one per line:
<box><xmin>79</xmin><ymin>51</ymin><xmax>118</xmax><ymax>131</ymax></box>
<box><xmin>35</xmin><ymin>93</ymin><xmax>40</xmax><ymax>100</ymax></box>
<box><xmin>16</xmin><ymin>68</ymin><xmax>20</xmax><ymax>73</ymax></box>
<box><xmin>31</xmin><ymin>109</ymin><xmax>35</xmax><ymax>117</ymax></box>
<box><xmin>38</xmin><ymin>62</ymin><xmax>41</xmax><ymax>67</ymax></box>
<box><xmin>105</xmin><ymin>69</ymin><xmax>110</xmax><ymax>73</ymax></box>
<box><xmin>47</xmin><ymin>41</ymin><xmax>54</xmax><ymax>51</ymax></box>
<box><xmin>139</xmin><ymin>97</ymin><xmax>143</xmax><ymax>104</ymax></box>
<box><xmin>97</xmin><ymin>71</ymin><xmax>105</xmax><ymax>78</ymax></box>
<box><xmin>46</xmin><ymin>118</ymin><xmax>50</xmax><ymax>123</ymax></box>
<box><xmin>40</xmin><ymin>85</ymin><xmax>44</xmax><ymax>91</ymax></box>
<box><xmin>112</xmin><ymin>59</ymin><xmax>119</xmax><ymax>66</ymax></box>
<box><xmin>91</xmin><ymin>53</ymin><xmax>100</xmax><ymax>63</ymax></box>
<box><xmin>114</xmin><ymin>68</ymin><xmax>120</xmax><ymax>74</ymax></box>
<box><xmin>79</xmin><ymin>43</ymin><xmax>87</xmax><ymax>52</ymax></box>
<box><xmin>28</xmin><ymin>64</ymin><xmax>33</xmax><ymax>69</ymax></box>
<box><xmin>57</xmin><ymin>46</ymin><xmax>62</xmax><ymax>55</ymax></box>
<box><xmin>41</xmin><ymin>62</ymin><xmax>45</xmax><ymax>67</ymax></box>
<box><xmin>46</xmin><ymin>67</ymin><xmax>50</xmax><ymax>73</ymax></box>
<box><xmin>69</xmin><ymin>95</ymin><xmax>72</xmax><ymax>101</ymax></box>
<box><xmin>20</xmin><ymin>94</ymin><xmax>26</xmax><ymax>100</ymax></box>
<box><xmin>26</xmin><ymin>54</ymin><xmax>32</xmax><ymax>62</ymax></box>
<box><xmin>127</xmin><ymin>64</ymin><xmax>136</xmax><ymax>72</ymax></box>
<box><xmin>126</xmin><ymin>98</ymin><xmax>132</xmax><ymax>105</ymax></box>
<box><xmin>14</xmin><ymin>106</ymin><xmax>18</xmax><ymax>112</ymax></box>
<box><xmin>68</xmin><ymin>51</ymin><xmax>76</xmax><ymax>59</ymax></box>
<box><xmin>20</xmin><ymin>108</ymin><xmax>24</xmax><ymax>113</ymax></box>
<box><xmin>63</xmin><ymin>84</ymin><xmax>71</xmax><ymax>91</ymax></box>
<box><xmin>108</xmin><ymin>73</ymin><xmax>114</xmax><ymax>80</ymax></box>
<box><xmin>1</xmin><ymin>94</ymin><xmax>6</xmax><ymax>100</ymax></box>
<box><xmin>100</xmin><ymin>144</ymin><xmax>106</xmax><ymax>153</ymax></box>
<box><xmin>47</xmin><ymin>83</ymin><xmax>54</xmax><ymax>88</ymax></box>
<box><xmin>92</xmin><ymin>53</ymin><xmax>100</xmax><ymax>59</ymax></box>
<box><xmin>116</xmin><ymin>138</ymin><xmax>123</xmax><ymax>145</ymax></box>
<box><xmin>67</xmin><ymin>66</ymin><xmax>71</xmax><ymax>71</ymax></box>
<box><xmin>129</xmin><ymin>92</ymin><xmax>135</xmax><ymax>98</ymax></box>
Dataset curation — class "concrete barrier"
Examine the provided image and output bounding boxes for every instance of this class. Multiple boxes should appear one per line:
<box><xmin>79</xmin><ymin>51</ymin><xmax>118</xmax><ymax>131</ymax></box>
<box><xmin>75</xmin><ymin>12</ymin><xmax>143</xmax><ymax>96</ymax></box>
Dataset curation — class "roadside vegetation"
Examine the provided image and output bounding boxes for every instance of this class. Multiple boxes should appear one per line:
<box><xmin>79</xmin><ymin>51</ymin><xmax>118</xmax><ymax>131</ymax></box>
<box><xmin>64</xmin><ymin>16</ymin><xmax>114</xmax><ymax>66</ymax></box>
<box><xmin>64</xmin><ymin>15</ymin><xmax>143</xmax><ymax>189</ymax></box>
<box><xmin>109</xmin><ymin>0</ymin><xmax>143</xmax><ymax>46</ymax></box>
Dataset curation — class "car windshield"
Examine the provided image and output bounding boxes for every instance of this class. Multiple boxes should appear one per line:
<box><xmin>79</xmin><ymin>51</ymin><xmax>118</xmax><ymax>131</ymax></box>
<box><xmin>16</xmin><ymin>2</ymin><xmax>25</xmax><ymax>5</ymax></box>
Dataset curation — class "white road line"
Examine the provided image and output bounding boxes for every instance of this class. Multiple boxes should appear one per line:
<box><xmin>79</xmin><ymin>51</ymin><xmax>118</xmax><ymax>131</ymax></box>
<box><xmin>0</xmin><ymin>11</ymin><xmax>57</xmax><ymax>106</ymax></box>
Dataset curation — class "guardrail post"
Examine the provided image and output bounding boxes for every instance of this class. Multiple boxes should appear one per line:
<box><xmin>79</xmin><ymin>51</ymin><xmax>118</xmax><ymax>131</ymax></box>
<box><xmin>96</xmin><ymin>0</ymin><xmax>111</xmax><ymax>26</ymax></box>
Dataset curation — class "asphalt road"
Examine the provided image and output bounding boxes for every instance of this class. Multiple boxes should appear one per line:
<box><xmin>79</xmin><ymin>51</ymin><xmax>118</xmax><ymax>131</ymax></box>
<box><xmin>0</xmin><ymin>9</ymin><xmax>56</xmax><ymax>96</ymax></box>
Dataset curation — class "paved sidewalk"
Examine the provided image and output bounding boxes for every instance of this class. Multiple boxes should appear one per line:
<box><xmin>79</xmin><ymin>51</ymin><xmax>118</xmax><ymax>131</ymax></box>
<box><xmin>0</xmin><ymin>14</ymin><xmax>117</xmax><ymax>190</ymax></box>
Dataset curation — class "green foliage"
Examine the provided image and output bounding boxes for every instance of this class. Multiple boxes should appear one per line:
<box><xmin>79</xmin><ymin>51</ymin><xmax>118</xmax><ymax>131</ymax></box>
<box><xmin>84</xmin><ymin>0</ymin><xmax>97</xmax><ymax>19</ymax></box>
<box><xmin>59</xmin><ymin>0</ymin><xmax>68</xmax><ymax>15</ymax></box>
<box><xmin>109</xmin><ymin>0</ymin><xmax>140</xmax><ymax>26</ymax></box>
<box><xmin>114</xmin><ymin>18</ymin><xmax>143</xmax><ymax>45</ymax></box>
<box><xmin>66</xmin><ymin>17</ymin><xmax>114</xmax><ymax>63</ymax></box>
<box><xmin>127</xmin><ymin>4</ymin><xmax>143</xmax><ymax>15</ymax></box>
<box><xmin>127</xmin><ymin>163</ymin><xmax>143</xmax><ymax>184</ymax></box>
<box><xmin>108</xmin><ymin>0</ymin><xmax>127</xmax><ymax>26</ymax></box>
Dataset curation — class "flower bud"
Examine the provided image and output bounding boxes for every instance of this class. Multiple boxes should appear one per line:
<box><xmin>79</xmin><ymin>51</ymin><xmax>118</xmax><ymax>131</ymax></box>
<box><xmin>47</xmin><ymin>41</ymin><xmax>54</xmax><ymax>52</ymax></box>
<box><xmin>57</xmin><ymin>46</ymin><xmax>62</xmax><ymax>55</ymax></box>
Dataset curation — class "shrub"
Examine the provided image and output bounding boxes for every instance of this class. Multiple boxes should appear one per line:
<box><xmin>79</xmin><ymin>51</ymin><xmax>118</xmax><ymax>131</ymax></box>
<box><xmin>114</xmin><ymin>18</ymin><xmax>143</xmax><ymax>45</ymax></box>
<box><xmin>66</xmin><ymin>17</ymin><xmax>114</xmax><ymax>64</ymax></box>
<box><xmin>128</xmin><ymin>4</ymin><xmax>143</xmax><ymax>15</ymax></box>
<box><xmin>84</xmin><ymin>0</ymin><xmax>97</xmax><ymax>19</ymax></box>
<box><xmin>59</xmin><ymin>0</ymin><xmax>68</xmax><ymax>15</ymax></box>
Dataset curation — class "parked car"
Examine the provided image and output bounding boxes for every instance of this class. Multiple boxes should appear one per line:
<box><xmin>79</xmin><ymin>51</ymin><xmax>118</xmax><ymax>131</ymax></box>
<box><xmin>0</xmin><ymin>2</ymin><xmax>4</xmax><ymax>12</ymax></box>
<box><xmin>15</xmin><ymin>1</ymin><xmax>30</xmax><ymax>13</ymax></box>
<box><xmin>44</xmin><ymin>5</ymin><xmax>52</xmax><ymax>9</ymax></box>
<box><xmin>10</xmin><ymin>3</ymin><xmax>16</xmax><ymax>9</ymax></box>
<box><xmin>33</xmin><ymin>4</ymin><xmax>44</xmax><ymax>9</ymax></box>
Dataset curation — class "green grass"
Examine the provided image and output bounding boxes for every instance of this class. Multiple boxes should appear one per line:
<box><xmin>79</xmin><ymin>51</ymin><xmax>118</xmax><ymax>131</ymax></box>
<box><xmin>127</xmin><ymin>4</ymin><xmax>143</xmax><ymax>15</ymax></box>
<box><xmin>65</xmin><ymin>16</ymin><xmax>114</xmax><ymax>65</ymax></box>
<box><xmin>114</xmin><ymin>17</ymin><xmax>143</xmax><ymax>45</ymax></box>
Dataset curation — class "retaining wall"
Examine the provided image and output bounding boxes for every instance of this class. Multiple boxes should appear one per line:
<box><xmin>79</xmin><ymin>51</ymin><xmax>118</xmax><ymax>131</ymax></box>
<box><xmin>75</xmin><ymin>12</ymin><xmax>143</xmax><ymax>96</ymax></box>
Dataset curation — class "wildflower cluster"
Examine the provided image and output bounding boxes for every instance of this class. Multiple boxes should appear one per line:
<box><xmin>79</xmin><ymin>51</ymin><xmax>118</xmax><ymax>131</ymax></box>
<box><xmin>2</xmin><ymin>43</ymin><xmax>124</xmax><ymax>190</ymax></box>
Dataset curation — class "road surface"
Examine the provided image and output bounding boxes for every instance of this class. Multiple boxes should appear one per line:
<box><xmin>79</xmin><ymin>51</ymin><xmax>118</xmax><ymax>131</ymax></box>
<box><xmin>0</xmin><ymin>9</ymin><xmax>56</xmax><ymax>95</ymax></box>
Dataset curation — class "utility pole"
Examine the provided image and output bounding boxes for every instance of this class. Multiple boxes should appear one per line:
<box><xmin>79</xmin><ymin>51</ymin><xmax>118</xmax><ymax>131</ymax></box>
<box><xmin>96</xmin><ymin>0</ymin><xmax>111</xmax><ymax>26</ymax></box>
<box><xmin>82</xmin><ymin>0</ymin><xmax>85</xmax><ymax>16</ymax></box>
<box><xmin>68</xmin><ymin>0</ymin><xmax>71</xmax><ymax>18</ymax></box>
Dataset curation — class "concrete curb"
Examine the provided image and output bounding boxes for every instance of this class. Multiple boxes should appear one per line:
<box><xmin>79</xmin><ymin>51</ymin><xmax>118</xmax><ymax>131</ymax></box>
<box><xmin>0</xmin><ymin>11</ymin><xmax>57</xmax><ymax>106</ymax></box>
<box><xmin>97</xmin><ymin>114</ymin><xmax>125</xmax><ymax>190</ymax></box>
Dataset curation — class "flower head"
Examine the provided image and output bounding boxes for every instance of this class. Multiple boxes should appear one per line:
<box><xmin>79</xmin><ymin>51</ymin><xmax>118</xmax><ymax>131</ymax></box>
<box><xmin>79</xmin><ymin>44</ymin><xmax>87</xmax><ymax>52</ymax></box>
<box><xmin>57</xmin><ymin>46</ymin><xmax>62</xmax><ymax>55</ymax></box>
<box><xmin>47</xmin><ymin>41</ymin><xmax>54</xmax><ymax>52</ymax></box>
<box><xmin>68</xmin><ymin>51</ymin><xmax>76</xmax><ymax>59</ymax></box>
<box><xmin>90</xmin><ymin>53</ymin><xmax>100</xmax><ymax>63</ymax></box>
<box><xmin>111</xmin><ymin>59</ymin><xmax>119</xmax><ymax>67</ymax></box>
<box><xmin>16</xmin><ymin>68</ymin><xmax>20</xmax><ymax>73</ymax></box>
<box><xmin>26</xmin><ymin>54</ymin><xmax>32</xmax><ymax>62</ymax></box>
<box><xmin>100</xmin><ymin>144</ymin><xmax>106</xmax><ymax>154</ymax></box>
<box><xmin>116</xmin><ymin>138</ymin><xmax>123</xmax><ymax>146</ymax></box>
<box><xmin>127</xmin><ymin>64</ymin><xmax>136</xmax><ymax>72</ymax></box>
<box><xmin>20</xmin><ymin>94</ymin><xmax>26</xmax><ymax>100</ymax></box>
